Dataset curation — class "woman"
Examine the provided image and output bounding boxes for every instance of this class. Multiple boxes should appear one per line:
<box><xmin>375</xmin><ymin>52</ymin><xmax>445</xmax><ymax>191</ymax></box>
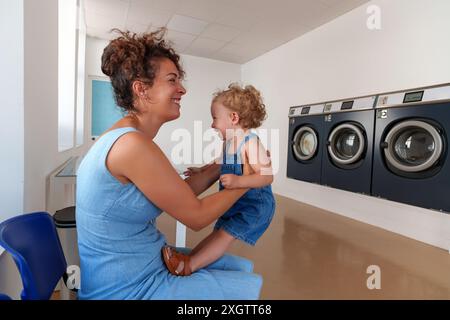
<box><xmin>75</xmin><ymin>29</ymin><xmax>262</xmax><ymax>299</ymax></box>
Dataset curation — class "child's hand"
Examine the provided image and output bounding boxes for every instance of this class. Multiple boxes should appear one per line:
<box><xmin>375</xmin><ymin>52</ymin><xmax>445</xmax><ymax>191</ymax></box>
<box><xmin>184</xmin><ymin>167</ymin><xmax>203</xmax><ymax>177</ymax></box>
<box><xmin>220</xmin><ymin>174</ymin><xmax>241</xmax><ymax>189</ymax></box>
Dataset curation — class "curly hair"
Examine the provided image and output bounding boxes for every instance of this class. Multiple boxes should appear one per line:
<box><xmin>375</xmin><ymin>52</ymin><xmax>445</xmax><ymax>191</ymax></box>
<box><xmin>213</xmin><ymin>83</ymin><xmax>267</xmax><ymax>129</ymax></box>
<box><xmin>101</xmin><ymin>28</ymin><xmax>184</xmax><ymax>113</ymax></box>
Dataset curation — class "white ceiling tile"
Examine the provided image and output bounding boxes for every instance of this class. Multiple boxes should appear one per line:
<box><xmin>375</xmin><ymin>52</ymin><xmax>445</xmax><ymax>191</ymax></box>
<box><xmin>210</xmin><ymin>51</ymin><xmax>248</xmax><ymax>64</ymax></box>
<box><xmin>199</xmin><ymin>24</ymin><xmax>241</xmax><ymax>42</ymax></box>
<box><xmin>215</xmin><ymin>42</ymin><xmax>244</xmax><ymax>56</ymax></box>
<box><xmin>129</xmin><ymin>0</ymin><xmax>151</xmax><ymax>8</ymax></box>
<box><xmin>127</xmin><ymin>2</ymin><xmax>173</xmax><ymax>27</ymax></box>
<box><xmin>215</xmin><ymin>7</ymin><xmax>262</xmax><ymax>31</ymax></box>
<box><xmin>166</xmin><ymin>30</ymin><xmax>197</xmax><ymax>52</ymax></box>
<box><xmin>85</xmin><ymin>0</ymin><xmax>370</xmax><ymax>64</ymax></box>
<box><xmin>85</xmin><ymin>10</ymin><xmax>126</xmax><ymax>31</ymax></box>
<box><xmin>185</xmin><ymin>37</ymin><xmax>226</xmax><ymax>56</ymax></box>
<box><xmin>175</xmin><ymin>0</ymin><xmax>227</xmax><ymax>22</ymax></box>
<box><xmin>318</xmin><ymin>0</ymin><xmax>343</xmax><ymax>7</ymax></box>
<box><xmin>167</xmin><ymin>14</ymin><xmax>209</xmax><ymax>35</ymax></box>
<box><xmin>151</xmin><ymin>0</ymin><xmax>182</xmax><ymax>12</ymax></box>
<box><xmin>86</xmin><ymin>26</ymin><xmax>119</xmax><ymax>41</ymax></box>
<box><xmin>125</xmin><ymin>19</ymin><xmax>151</xmax><ymax>34</ymax></box>
<box><xmin>85</xmin><ymin>0</ymin><xmax>129</xmax><ymax>21</ymax></box>
<box><xmin>223</xmin><ymin>0</ymin><xmax>275</xmax><ymax>16</ymax></box>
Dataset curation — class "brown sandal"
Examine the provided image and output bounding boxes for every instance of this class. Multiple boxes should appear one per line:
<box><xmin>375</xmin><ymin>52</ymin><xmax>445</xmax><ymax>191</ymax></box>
<box><xmin>162</xmin><ymin>246</ymin><xmax>192</xmax><ymax>276</ymax></box>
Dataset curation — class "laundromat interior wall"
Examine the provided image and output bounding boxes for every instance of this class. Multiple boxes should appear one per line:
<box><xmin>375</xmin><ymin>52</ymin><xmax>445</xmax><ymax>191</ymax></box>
<box><xmin>242</xmin><ymin>0</ymin><xmax>450</xmax><ymax>250</ymax></box>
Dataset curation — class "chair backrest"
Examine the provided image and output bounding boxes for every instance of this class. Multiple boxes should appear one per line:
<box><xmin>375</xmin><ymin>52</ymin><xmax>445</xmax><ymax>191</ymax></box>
<box><xmin>0</xmin><ymin>212</ymin><xmax>67</xmax><ymax>300</ymax></box>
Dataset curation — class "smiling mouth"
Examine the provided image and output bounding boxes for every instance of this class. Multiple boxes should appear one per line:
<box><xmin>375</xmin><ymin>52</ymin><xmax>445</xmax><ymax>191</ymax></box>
<box><xmin>172</xmin><ymin>98</ymin><xmax>181</xmax><ymax>106</ymax></box>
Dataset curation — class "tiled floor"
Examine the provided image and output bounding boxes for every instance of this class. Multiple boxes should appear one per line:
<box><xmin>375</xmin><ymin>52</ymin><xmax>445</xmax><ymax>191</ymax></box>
<box><xmin>158</xmin><ymin>190</ymin><xmax>450</xmax><ymax>299</ymax></box>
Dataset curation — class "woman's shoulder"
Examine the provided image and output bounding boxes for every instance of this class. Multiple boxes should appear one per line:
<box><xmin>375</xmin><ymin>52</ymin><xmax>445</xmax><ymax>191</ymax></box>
<box><xmin>109</xmin><ymin>129</ymin><xmax>160</xmax><ymax>162</ymax></box>
<box><xmin>105</xmin><ymin>129</ymin><xmax>162</xmax><ymax>184</ymax></box>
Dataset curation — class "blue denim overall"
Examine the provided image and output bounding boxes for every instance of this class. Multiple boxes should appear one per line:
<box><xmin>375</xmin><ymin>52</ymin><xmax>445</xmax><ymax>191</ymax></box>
<box><xmin>76</xmin><ymin>127</ymin><xmax>262</xmax><ymax>299</ymax></box>
<box><xmin>214</xmin><ymin>132</ymin><xmax>276</xmax><ymax>245</ymax></box>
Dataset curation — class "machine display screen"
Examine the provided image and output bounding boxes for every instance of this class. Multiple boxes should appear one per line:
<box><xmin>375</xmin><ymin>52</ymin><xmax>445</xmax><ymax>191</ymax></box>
<box><xmin>341</xmin><ymin>101</ymin><xmax>354</xmax><ymax>110</ymax></box>
<box><xmin>301</xmin><ymin>106</ymin><xmax>310</xmax><ymax>115</ymax></box>
<box><xmin>403</xmin><ymin>91</ymin><xmax>424</xmax><ymax>103</ymax></box>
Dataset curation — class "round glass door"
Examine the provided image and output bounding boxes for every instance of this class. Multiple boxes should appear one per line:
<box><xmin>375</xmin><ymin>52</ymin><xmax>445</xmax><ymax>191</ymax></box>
<box><xmin>384</xmin><ymin>120</ymin><xmax>443</xmax><ymax>173</ymax></box>
<box><xmin>293</xmin><ymin>126</ymin><xmax>318</xmax><ymax>161</ymax></box>
<box><xmin>328</xmin><ymin>123</ymin><xmax>365</xmax><ymax>165</ymax></box>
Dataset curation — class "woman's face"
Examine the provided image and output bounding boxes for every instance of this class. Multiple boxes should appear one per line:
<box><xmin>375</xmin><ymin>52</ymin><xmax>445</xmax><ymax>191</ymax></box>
<box><xmin>143</xmin><ymin>58</ymin><xmax>186</xmax><ymax>122</ymax></box>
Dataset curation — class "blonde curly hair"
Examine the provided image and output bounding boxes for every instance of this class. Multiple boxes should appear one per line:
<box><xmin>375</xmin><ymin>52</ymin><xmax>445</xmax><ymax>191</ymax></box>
<box><xmin>213</xmin><ymin>83</ymin><xmax>267</xmax><ymax>129</ymax></box>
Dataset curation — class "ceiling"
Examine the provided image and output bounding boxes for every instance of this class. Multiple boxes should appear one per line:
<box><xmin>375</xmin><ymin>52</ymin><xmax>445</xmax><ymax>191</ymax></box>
<box><xmin>84</xmin><ymin>0</ymin><xmax>370</xmax><ymax>64</ymax></box>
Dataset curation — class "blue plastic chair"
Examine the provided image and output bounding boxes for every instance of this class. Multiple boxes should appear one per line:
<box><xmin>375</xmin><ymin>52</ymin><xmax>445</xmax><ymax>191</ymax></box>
<box><xmin>0</xmin><ymin>212</ymin><xmax>68</xmax><ymax>300</ymax></box>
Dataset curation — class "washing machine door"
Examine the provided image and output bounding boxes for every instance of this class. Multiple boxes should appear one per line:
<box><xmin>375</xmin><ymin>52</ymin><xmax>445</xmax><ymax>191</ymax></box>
<box><xmin>383</xmin><ymin>120</ymin><xmax>443</xmax><ymax>173</ymax></box>
<box><xmin>292</xmin><ymin>126</ymin><xmax>318</xmax><ymax>161</ymax></box>
<box><xmin>328</xmin><ymin>123</ymin><xmax>366</xmax><ymax>165</ymax></box>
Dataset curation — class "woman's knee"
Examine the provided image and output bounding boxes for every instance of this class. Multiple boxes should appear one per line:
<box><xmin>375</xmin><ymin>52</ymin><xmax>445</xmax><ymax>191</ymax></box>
<box><xmin>207</xmin><ymin>254</ymin><xmax>254</xmax><ymax>273</ymax></box>
<box><xmin>230</xmin><ymin>254</ymin><xmax>254</xmax><ymax>273</ymax></box>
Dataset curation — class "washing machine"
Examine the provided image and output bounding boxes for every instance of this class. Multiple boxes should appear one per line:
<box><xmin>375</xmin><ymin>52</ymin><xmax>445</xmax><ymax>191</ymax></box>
<box><xmin>287</xmin><ymin>103</ymin><xmax>326</xmax><ymax>184</ymax></box>
<box><xmin>320</xmin><ymin>95</ymin><xmax>377</xmax><ymax>194</ymax></box>
<box><xmin>371</xmin><ymin>83</ymin><xmax>450</xmax><ymax>212</ymax></box>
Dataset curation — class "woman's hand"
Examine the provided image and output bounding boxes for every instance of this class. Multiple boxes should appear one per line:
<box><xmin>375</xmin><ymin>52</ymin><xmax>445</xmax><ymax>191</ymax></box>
<box><xmin>183</xmin><ymin>166</ymin><xmax>203</xmax><ymax>177</ymax></box>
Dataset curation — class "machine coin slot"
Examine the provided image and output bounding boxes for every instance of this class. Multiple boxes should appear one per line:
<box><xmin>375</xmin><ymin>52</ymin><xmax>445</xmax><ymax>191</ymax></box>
<box><xmin>341</xmin><ymin>100</ymin><xmax>354</xmax><ymax>110</ymax></box>
<box><xmin>403</xmin><ymin>91</ymin><xmax>424</xmax><ymax>103</ymax></box>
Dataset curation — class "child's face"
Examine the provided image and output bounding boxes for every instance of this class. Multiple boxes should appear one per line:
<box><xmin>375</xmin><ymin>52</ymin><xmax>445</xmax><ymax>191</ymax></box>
<box><xmin>211</xmin><ymin>100</ymin><xmax>237</xmax><ymax>140</ymax></box>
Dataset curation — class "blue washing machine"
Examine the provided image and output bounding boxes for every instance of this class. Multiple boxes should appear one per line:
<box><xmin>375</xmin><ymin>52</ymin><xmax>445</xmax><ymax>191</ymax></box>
<box><xmin>287</xmin><ymin>103</ymin><xmax>326</xmax><ymax>184</ymax></box>
<box><xmin>371</xmin><ymin>83</ymin><xmax>450</xmax><ymax>212</ymax></box>
<box><xmin>321</xmin><ymin>95</ymin><xmax>377</xmax><ymax>194</ymax></box>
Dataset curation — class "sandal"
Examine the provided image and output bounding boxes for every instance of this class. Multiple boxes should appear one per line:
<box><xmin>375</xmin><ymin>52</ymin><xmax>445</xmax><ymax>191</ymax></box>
<box><xmin>162</xmin><ymin>246</ymin><xmax>192</xmax><ymax>276</ymax></box>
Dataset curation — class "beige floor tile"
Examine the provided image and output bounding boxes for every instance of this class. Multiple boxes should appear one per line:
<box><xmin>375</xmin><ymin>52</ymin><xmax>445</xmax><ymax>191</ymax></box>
<box><xmin>158</xmin><ymin>188</ymin><xmax>450</xmax><ymax>300</ymax></box>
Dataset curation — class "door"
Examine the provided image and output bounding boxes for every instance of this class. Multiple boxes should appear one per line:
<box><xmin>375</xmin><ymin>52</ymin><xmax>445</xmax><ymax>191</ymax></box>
<box><xmin>292</xmin><ymin>126</ymin><xmax>319</xmax><ymax>162</ymax></box>
<box><xmin>382</xmin><ymin>120</ymin><xmax>443</xmax><ymax>173</ymax></box>
<box><xmin>327</xmin><ymin>123</ymin><xmax>366</xmax><ymax>166</ymax></box>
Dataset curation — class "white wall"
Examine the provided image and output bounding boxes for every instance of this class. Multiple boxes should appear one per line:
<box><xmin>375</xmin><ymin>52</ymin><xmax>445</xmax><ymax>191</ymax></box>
<box><xmin>0</xmin><ymin>0</ymin><xmax>25</xmax><ymax>299</ymax></box>
<box><xmin>0</xmin><ymin>0</ymin><xmax>24</xmax><ymax>223</ymax></box>
<box><xmin>0</xmin><ymin>0</ymin><xmax>86</xmax><ymax>299</ymax></box>
<box><xmin>85</xmin><ymin>37</ymin><xmax>241</xmax><ymax>169</ymax></box>
<box><xmin>242</xmin><ymin>0</ymin><xmax>450</xmax><ymax>250</ymax></box>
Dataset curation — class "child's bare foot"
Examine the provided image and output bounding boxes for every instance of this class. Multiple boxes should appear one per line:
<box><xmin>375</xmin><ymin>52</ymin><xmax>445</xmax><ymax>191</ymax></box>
<box><xmin>162</xmin><ymin>246</ymin><xmax>192</xmax><ymax>276</ymax></box>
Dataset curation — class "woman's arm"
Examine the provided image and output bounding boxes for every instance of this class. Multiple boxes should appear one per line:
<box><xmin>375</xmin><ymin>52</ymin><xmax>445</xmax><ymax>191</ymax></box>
<box><xmin>106</xmin><ymin>132</ymin><xmax>247</xmax><ymax>231</ymax></box>
<box><xmin>184</xmin><ymin>163</ymin><xmax>221</xmax><ymax>196</ymax></box>
<box><xmin>183</xmin><ymin>145</ymin><xmax>223</xmax><ymax>194</ymax></box>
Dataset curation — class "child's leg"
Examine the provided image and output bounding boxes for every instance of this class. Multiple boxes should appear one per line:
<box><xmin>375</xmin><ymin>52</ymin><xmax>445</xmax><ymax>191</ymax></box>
<box><xmin>162</xmin><ymin>229</ymin><xmax>235</xmax><ymax>276</ymax></box>
<box><xmin>189</xmin><ymin>229</ymin><xmax>235</xmax><ymax>273</ymax></box>
<box><xmin>190</xmin><ymin>229</ymin><xmax>220</xmax><ymax>255</ymax></box>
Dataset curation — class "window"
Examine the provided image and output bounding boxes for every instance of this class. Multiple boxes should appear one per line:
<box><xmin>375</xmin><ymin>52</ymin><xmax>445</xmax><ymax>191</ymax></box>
<box><xmin>76</xmin><ymin>2</ymin><xmax>86</xmax><ymax>146</ymax></box>
<box><xmin>58</xmin><ymin>0</ymin><xmax>85</xmax><ymax>151</ymax></box>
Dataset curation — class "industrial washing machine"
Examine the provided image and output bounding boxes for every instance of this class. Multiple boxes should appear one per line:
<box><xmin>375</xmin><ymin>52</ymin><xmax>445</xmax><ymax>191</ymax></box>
<box><xmin>371</xmin><ymin>83</ymin><xmax>450</xmax><ymax>212</ymax></box>
<box><xmin>321</xmin><ymin>95</ymin><xmax>377</xmax><ymax>194</ymax></box>
<box><xmin>287</xmin><ymin>103</ymin><xmax>326</xmax><ymax>184</ymax></box>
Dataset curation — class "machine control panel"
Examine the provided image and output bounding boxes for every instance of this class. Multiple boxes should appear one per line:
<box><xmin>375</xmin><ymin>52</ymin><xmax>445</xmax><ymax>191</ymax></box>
<box><xmin>376</xmin><ymin>84</ymin><xmax>450</xmax><ymax>108</ymax></box>
<box><xmin>289</xmin><ymin>104</ymin><xmax>326</xmax><ymax>117</ymax></box>
<box><xmin>341</xmin><ymin>100</ymin><xmax>354</xmax><ymax>110</ymax></box>
<box><xmin>322</xmin><ymin>96</ymin><xmax>376</xmax><ymax>113</ymax></box>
